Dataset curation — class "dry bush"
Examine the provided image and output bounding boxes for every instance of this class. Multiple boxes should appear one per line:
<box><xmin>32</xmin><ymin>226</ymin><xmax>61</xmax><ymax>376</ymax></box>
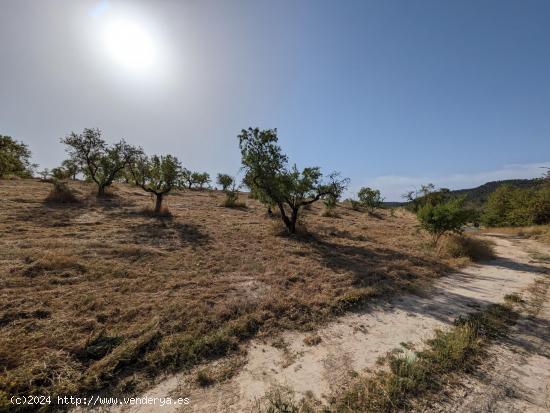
<box><xmin>222</xmin><ymin>192</ymin><xmax>246</xmax><ymax>208</ymax></box>
<box><xmin>504</xmin><ymin>292</ymin><xmax>524</xmax><ymax>303</ymax></box>
<box><xmin>45</xmin><ymin>180</ymin><xmax>78</xmax><ymax>203</ymax></box>
<box><xmin>141</xmin><ymin>204</ymin><xmax>172</xmax><ymax>217</ymax></box>
<box><xmin>440</xmin><ymin>234</ymin><xmax>495</xmax><ymax>262</ymax></box>
<box><xmin>303</xmin><ymin>334</ymin><xmax>322</xmax><ymax>346</ymax></box>
<box><xmin>196</xmin><ymin>369</ymin><xmax>215</xmax><ymax>387</ymax></box>
<box><xmin>254</xmin><ymin>386</ymin><xmax>315</xmax><ymax>413</ymax></box>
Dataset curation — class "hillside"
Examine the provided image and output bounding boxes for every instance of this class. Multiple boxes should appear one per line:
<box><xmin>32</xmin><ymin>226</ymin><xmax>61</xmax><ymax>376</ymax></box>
<box><xmin>384</xmin><ymin>178</ymin><xmax>544</xmax><ymax>208</ymax></box>
<box><xmin>0</xmin><ymin>178</ymin><xmax>454</xmax><ymax>405</ymax></box>
<box><xmin>450</xmin><ymin>178</ymin><xmax>544</xmax><ymax>207</ymax></box>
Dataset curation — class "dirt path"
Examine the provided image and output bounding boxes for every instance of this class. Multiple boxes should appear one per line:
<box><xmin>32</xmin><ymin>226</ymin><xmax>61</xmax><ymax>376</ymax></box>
<box><xmin>425</xmin><ymin>241</ymin><xmax>550</xmax><ymax>413</ymax></box>
<box><xmin>117</xmin><ymin>234</ymin><xmax>549</xmax><ymax>413</ymax></box>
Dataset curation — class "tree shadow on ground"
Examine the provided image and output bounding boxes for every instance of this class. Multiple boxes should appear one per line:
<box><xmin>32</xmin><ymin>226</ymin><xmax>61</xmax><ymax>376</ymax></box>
<box><xmin>86</xmin><ymin>193</ymin><xmax>137</xmax><ymax>209</ymax></box>
<box><xmin>506</xmin><ymin>312</ymin><xmax>550</xmax><ymax>358</ymax></box>
<box><xmin>486</xmin><ymin>257</ymin><xmax>550</xmax><ymax>275</ymax></box>
<box><xmin>130</xmin><ymin>220</ymin><xmax>210</xmax><ymax>248</ymax></box>
<box><xmin>12</xmin><ymin>203</ymin><xmax>85</xmax><ymax>228</ymax></box>
<box><xmin>290</xmin><ymin>232</ymin><xmax>451</xmax><ymax>292</ymax></box>
<box><xmin>11</xmin><ymin>193</ymin><xmax>138</xmax><ymax>228</ymax></box>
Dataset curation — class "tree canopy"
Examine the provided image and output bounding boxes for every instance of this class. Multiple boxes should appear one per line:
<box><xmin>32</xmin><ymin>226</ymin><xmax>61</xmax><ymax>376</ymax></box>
<box><xmin>216</xmin><ymin>173</ymin><xmax>234</xmax><ymax>191</ymax></box>
<box><xmin>481</xmin><ymin>184</ymin><xmax>550</xmax><ymax>227</ymax></box>
<box><xmin>192</xmin><ymin>172</ymin><xmax>210</xmax><ymax>189</ymax></box>
<box><xmin>357</xmin><ymin>187</ymin><xmax>384</xmax><ymax>212</ymax></box>
<box><xmin>0</xmin><ymin>135</ymin><xmax>34</xmax><ymax>178</ymax></box>
<box><xmin>417</xmin><ymin>197</ymin><xmax>471</xmax><ymax>244</ymax></box>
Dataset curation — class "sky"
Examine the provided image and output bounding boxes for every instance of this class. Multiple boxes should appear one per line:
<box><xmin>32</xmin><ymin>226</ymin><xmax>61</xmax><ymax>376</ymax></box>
<box><xmin>1</xmin><ymin>0</ymin><xmax>549</xmax><ymax>200</ymax></box>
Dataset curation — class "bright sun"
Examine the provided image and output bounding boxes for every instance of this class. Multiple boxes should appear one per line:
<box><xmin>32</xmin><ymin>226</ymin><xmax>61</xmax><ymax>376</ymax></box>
<box><xmin>102</xmin><ymin>18</ymin><xmax>156</xmax><ymax>73</ymax></box>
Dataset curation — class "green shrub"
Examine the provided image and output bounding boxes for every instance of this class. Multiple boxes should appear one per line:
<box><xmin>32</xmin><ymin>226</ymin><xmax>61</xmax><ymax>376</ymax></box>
<box><xmin>417</xmin><ymin>198</ymin><xmax>471</xmax><ymax>245</ymax></box>
<box><xmin>223</xmin><ymin>190</ymin><xmax>239</xmax><ymax>207</ymax></box>
<box><xmin>357</xmin><ymin>187</ymin><xmax>384</xmax><ymax>213</ymax></box>
<box><xmin>481</xmin><ymin>185</ymin><xmax>550</xmax><ymax>227</ymax></box>
<box><xmin>222</xmin><ymin>181</ymin><xmax>245</xmax><ymax>208</ymax></box>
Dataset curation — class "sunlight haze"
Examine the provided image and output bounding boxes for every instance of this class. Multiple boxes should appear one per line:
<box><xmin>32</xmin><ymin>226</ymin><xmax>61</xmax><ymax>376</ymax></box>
<box><xmin>1</xmin><ymin>0</ymin><xmax>549</xmax><ymax>200</ymax></box>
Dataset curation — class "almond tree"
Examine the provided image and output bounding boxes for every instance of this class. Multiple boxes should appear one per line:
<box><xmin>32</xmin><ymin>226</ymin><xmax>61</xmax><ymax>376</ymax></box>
<box><xmin>180</xmin><ymin>168</ymin><xmax>194</xmax><ymax>189</ymax></box>
<box><xmin>61</xmin><ymin>158</ymin><xmax>80</xmax><ymax>180</ymax></box>
<box><xmin>357</xmin><ymin>187</ymin><xmax>384</xmax><ymax>213</ymax></box>
<box><xmin>62</xmin><ymin>128</ymin><xmax>139</xmax><ymax>196</ymax></box>
<box><xmin>130</xmin><ymin>154</ymin><xmax>182</xmax><ymax>214</ymax></box>
<box><xmin>239</xmin><ymin>127</ymin><xmax>348</xmax><ymax>233</ymax></box>
<box><xmin>216</xmin><ymin>173</ymin><xmax>234</xmax><ymax>191</ymax></box>
<box><xmin>192</xmin><ymin>172</ymin><xmax>210</xmax><ymax>190</ymax></box>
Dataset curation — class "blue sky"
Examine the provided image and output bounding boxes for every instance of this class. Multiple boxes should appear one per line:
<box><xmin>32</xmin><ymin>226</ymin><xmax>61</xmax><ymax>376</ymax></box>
<box><xmin>1</xmin><ymin>0</ymin><xmax>549</xmax><ymax>200</ymax></box>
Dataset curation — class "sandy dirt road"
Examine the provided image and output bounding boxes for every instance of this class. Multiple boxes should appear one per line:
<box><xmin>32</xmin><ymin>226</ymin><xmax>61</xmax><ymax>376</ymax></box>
<box><xmin>112</xmin><ymin>234</ymin><xmax>549</xmax><ymax>413</ymax></box>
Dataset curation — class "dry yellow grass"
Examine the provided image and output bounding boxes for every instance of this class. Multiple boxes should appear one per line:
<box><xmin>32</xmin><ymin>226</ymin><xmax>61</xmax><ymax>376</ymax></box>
<box><xmin>0</xmin><ymin>179</ymin><xmax>457</xmax><ymax>404</ymax></box>
<box><xmin>482</xmin><ymin>225</ymin><xmax>550</xmax><ymax>245</ymax></box>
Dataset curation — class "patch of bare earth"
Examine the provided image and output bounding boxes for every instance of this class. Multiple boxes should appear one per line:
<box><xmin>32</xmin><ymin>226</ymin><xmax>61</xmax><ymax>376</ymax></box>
<box><xmin>118</xmin><ymin>234</ymin><xmax>548</xmax><ymax>413</ymax></box>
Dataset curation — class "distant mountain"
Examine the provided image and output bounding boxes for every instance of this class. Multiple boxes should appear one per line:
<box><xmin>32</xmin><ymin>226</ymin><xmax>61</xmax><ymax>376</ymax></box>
<box><xmin>383</xmin><ymin>178</ymin><xmax>545</xmax><ymax>208</ymax></box>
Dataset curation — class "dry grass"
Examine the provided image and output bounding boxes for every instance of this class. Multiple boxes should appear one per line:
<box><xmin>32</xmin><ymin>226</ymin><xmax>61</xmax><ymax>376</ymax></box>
<box><xmin>0</xmin><ymin>179</ymin><xmax>457</xmax><ymax>406</ymax></box>
<box><xmin>482</xmin><ymin>224</ymin><xmax>550</xmax><ymax>245</ymax></box>
<box><xmin>439</xmin><ymin>234</ymin><xmax>495</xmax><ymax>262</ymax></box>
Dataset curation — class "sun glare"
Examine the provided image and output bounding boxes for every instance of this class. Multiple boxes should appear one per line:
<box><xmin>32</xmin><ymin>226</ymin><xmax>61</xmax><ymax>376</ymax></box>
<box><xmin>102</xmin><ymin>18</ymin><xmax>156</xmax><ymax>73</ymax></box>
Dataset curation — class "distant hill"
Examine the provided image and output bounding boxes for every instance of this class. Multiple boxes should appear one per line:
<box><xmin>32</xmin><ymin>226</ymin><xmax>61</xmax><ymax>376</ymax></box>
<box><xmin>449</xmin><ymin>178</ymin><xmax>544</xmax><ymax>208</ymax></box>
<box><xmin>383</xmin><ymin>178</ymin><xmax>545</xmax><ymax>208</ymax></box>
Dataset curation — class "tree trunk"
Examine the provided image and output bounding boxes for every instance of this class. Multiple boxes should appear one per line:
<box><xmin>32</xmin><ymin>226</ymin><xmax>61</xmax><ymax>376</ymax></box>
<box><xmin>154</xmin><ymin>193</ymin><xmax>163</xmax><ymax>214</ymax></box>
<box><xmin>97</xmin><ymin>185</ymin><xmax>106</xmax><ymax>197</ymax></box>
<box><xmin>278</xmin><ymin>203</ymin><xmax>293</xmax><ymax>233</ymax></box>
<box><xmin>289</xmin><ymin>208</ymin><xmax>299</xmax><ymax>234</ymax></box>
